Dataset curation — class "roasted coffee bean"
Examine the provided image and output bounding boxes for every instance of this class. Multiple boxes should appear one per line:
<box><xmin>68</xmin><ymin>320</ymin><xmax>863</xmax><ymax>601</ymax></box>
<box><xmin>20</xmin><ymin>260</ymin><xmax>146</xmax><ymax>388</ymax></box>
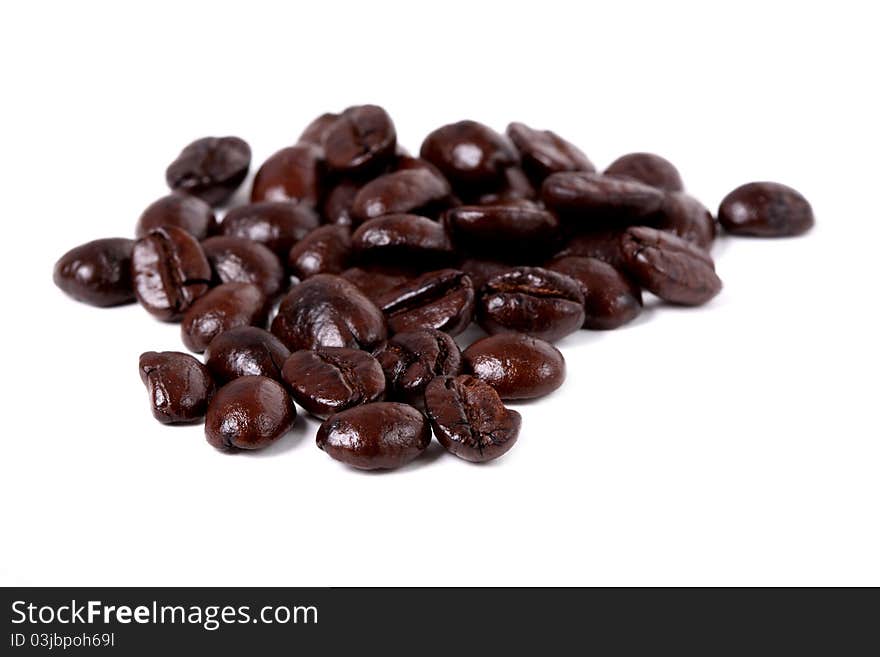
<box><xmin>135</xmin><ymin>193</ymin><xmax>217</xmax><ymax>240</ymax></box>
<box><xmin>201</xmin><ymin>235</ymin><xmax>285</xmax><ymax>299</ymax></box>
<box><xmin>287</xmin><ymin>224</ymin><xmax>351</xmax><ymax>280</ymax></box>
<box><xmin>424</xmin><ymin>375</ymin><xmax>521</xmax><ymax>462</ymax></box>
<box><xmin>620</xmin><ymin>226</ymin><xmax>722</xmax><ymax>305</ymax></box>
<box><xmin>271</xmin><ymin>274</ymin><xmax>387</xmax><ymax>351</ymax></box>
<box><xmin>650</xmin><ymin>192</ymin><xmax>716</xmax><ymax>249</ymax></box>
<box><xmin>205</xmin><ymin>376</ymin><xmax>296</xmax><ymax>451</ymax></box>
<box><xmin>220</xmin><ymin>201</ymin><xmax>320</xmax><ymax>257</ymax></box>
<box><xmin>551</xmin><ymin>229</ymin><xmax>628</xmax><ymax>269</ymax></box>
<box><xmin>316</xmin><ymin>402</ymin><xmax>431</xmax><ymax>470</ymax></box>
<box><xmin>322</xmin><ymin>105</ymin><xmax>397</xmax><ymax>174</ymax></box>
<box><xmin>204</xmin><ymin>326</ymin><xmax>290</xmax><ymax>384</ymax></box>
<box><xmin>138</xmin><ymin>351</ymin><xmax>215</xmax><ymax>424</ymax></box>
<box><xmin>181</xmin><ymin>282</ymin><xmax>268</xmax><ymax>353</ymax></box>
<box><xmin>542</xmin><ymin>172</ymin><xmax>666</xmax><ymax>227</ymax></box>
<box><xmin>53</xmin><ymin>238</ymin><xmax>135</xmax><ymax>307</ymax></box>
<box><xmin>340</xmin><ymin>266</ymin><xmax>412</xmax><ymax>304</ymax></box>
<box><xmin>351</xmin><ymin>169</ymin><xmax>451</xmax><ymax>224</ymax></box>
<box><xmin>351</xmin><ymin>214</ymin><xmax>454</xmax><ymax>266</ymax></box>
<box><xmin>420</xmin><ymin>120</ymin><xmax>518</xmax><ymax>191</ymax></box>
<box><xmin>463</xmin><ymin>333</ymin><xmax>565</xmax><ymax>400</ymax></box>
<box><xmin>373</xmin><ymin>329</ymin><xmax>462</xmax><ymax>404</ymax></box>
<box><xmin>444</xmin><ymin>204</ymin><xmax>560</xmax><ymax>259</ymax></box>
<box><xmin>322</xmin><ymin>179</ymin><xmax>361</xmax><ymax>225</ymax></box>
<box><xmin>474</xmin><ymin>167</ymin><xmax>536</xmax><ymax>204</ymax></box>
<box><xmin>298</xmin><ymin>112</ymin><xmax>339</xmax><ymax>146</ymax></box>
<box><xmin>459</xmin><ymin>258</ymin><xmax>515</xmax><ymax>291</ymax></box>
<box><xmin>282</xmin><ymin>347</ymin><xmax>385</xmax><ymax>419</ymax></box>
<box><xmin>604</xmin><ymin>152</ymin><xmax>684</xmax><ymax>192</ymax></box>
<box><xmin>477</xmin><ymin>267</ymin><xmax>585</xmax><ymax>342</ymax></box>
<box><xmin>251</xmin><ymin>144</ymin><xmax>323</xmax><ymax>205</ymax></box>
<box><xmin>506</xmin><ymin>122</ymin><xmax>595</xmax><ymax>185</ymax></box>
<box><xmin>165</xmin><ymin>136</ymin><xmax>251</xmax><ymax>206</ymax></box>
<box><xmin>375</xmin><ymin>269</ymin><xmax>474</xmax><ymax>336</ymax></box>
<box><xmin>547</xmin><ymin>256</ymin><xmax>642</xmax><ymax>329</ymax></box>
<box><xmin>131</xmin><ymin>226</ymin><xmax>212</xmax><ymax>321</ymax></box>
<box><xmin>718</xmin><ymin>181</ymin><xmax>814</xmax><ymax>237</ymax></box>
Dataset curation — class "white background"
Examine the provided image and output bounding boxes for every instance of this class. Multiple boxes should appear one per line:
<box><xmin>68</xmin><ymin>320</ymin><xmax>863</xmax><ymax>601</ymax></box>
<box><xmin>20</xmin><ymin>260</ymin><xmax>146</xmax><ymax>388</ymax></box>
<box><xmin>1</xmin><ymin>1</ymin><xmax>877</xmax><ymax>586</ymax></box>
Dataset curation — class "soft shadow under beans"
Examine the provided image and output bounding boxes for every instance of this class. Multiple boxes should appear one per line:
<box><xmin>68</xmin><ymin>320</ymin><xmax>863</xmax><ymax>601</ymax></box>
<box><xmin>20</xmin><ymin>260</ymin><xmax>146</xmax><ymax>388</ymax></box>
<box><xmin>246</xmin><ymin>413</ymin><xmax>314</xmax><ymax>457</ymax></box>
<box><xmin>342</xmin><ymin>441</ymin><xmax>448</xmax><ymax>476</ymax></box>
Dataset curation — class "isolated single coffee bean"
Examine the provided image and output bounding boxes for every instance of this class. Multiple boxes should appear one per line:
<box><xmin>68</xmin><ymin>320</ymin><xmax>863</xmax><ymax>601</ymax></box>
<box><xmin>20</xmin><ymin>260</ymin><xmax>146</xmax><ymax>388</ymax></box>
<box><xmin>251</xmin><ymin>144</ymin><xmax>323</xmax><ymax>205</ymax></box>
<box><xmin>351</xmin><ymin>214</ymin><xmax>454</xmax><ymax>266</ymax></box>
<box><xmin>375</xmin><ymin>269</ymin><xmax>475</xmax><ymax>336</ymax></box>
<box><xmin>373</xmin><ymin>328</ymin><xmax>462</xmax><ymax>404</ymax></box>
<box><xmin>424</xmin><ymin>375</ymin><xmax>521</xmax><ymax>463</ymax></box>
<box><xmin>444</xmin><ymin>204</ymin><xmax>560</xmax><ymax>259</ymax></box>
<box><xmin>181</xmin><ymin>282</ymin><xmax>268</xmax><ymax>353</ymax></box>
<box><xmin>220</xmin><ymin>201</ymin><xmax>320</xmax><ymax>257</ymax></box>
<box><xmin>287</xmin><ymin>224</ymin><xmax>351</xmax><ymax>280</ymax></box>
<box><xmin>204</xmin><ymin>326</ymin><xmax>290</xmax><ymax>384</ymax></box>
<box><xmin>316</xmin><ymin>402</ymin><xmax>431</xmax><ymax>470</ymax></box>
<box><xmin>138</xmin><ymin>351</ymin><xmax>215</xmax><ymax>424</ymax></box>
<box><xmin>298</xmin><ymin>112</ymin><xmax>340</xmax><ymax>146</ymax></box>
<box><xmin>322</xmin><ymin>104</ymin><xmax>397</xmax><ymax>174</ymax></box>
<box><xmin>506</xmin><ymin>121</ymin><xmax>595</xmax><ymax>185</ymax></box>
<box><xmin>604</xmin><ymin>152</ymin><xmax>684</xmax><ymax>192</ymax></box>
<box><xmin>420</xmin><ymin>120</ymin><xmax>518</xmax><ymax>191</ymax></box>
<box><xmin>165</xmin><ymin>136</ymin><xmax>251</xmax><ymax>206</ymax></box>
<box><xmin>541</xmin><ymin>171</ymin><xmax>666</xmax><ymax>226</ymax></box>
<box><xmin>322</xmin><ymin>179</ymin><xmax>361</xmax><ymax>225</ymax></box>
<box><xmin>650</xmin><ymin>192</ymin><xmax>716</xmax><ymax>249</ymax></box>
<box><xmin>718</xmin><ymin>181</ymin><xmax>814</xmax><ymax>237</ymax></box>
<box><xmin>551</xmin><ymin>229</ymin><xmax>628</xmax><ymax>269</ymax></box>
<box><xmin>282</xmin><ymin>347</ymin><xmax>386</xmax><ymax>419</ymax></box>
<box><xmin>205</xmin><ymin>376</ymin><xmax>296</xmax><ymax>452</ymax></box>
<box><xmin>547</xmin><ymin>256</ymin><xmax>642</xmax><ymax>330</ymax></box>
<box><xmin>463</xmin><ymin>333</ymin><xmax>565</xmax><ymax>400</ymax></box>
<box><xmin>53</xmin><ymin>238</ymin><xmax>135</xmax><ymax>307</ymax></box>
<box><xmin>131</xmin><ymin>225</ymin><xmax>212</xmax><ymax>321</ymax></box>
<box><xmin>135</xmin><ymin>193</ymin><xmax>217</xmax><ymax>240</ymax></box>
<box><xmin>620</xmin><ymin>226</ymin><xmax>722</xmax><ymax>305</ymax></box>
<box><xmin>201</xmin><ymin>236</ymin><xmax>285</xmax><ymax>299</ymax></box>
<box><xmin>351</xmin><ymin>168</ymin><xmax>451</xmax><ymax>223</ymax></box>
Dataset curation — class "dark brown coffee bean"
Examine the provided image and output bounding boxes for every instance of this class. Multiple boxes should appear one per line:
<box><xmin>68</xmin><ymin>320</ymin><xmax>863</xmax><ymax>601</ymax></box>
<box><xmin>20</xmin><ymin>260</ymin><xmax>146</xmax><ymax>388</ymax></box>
<box><xmin>282</xmin><ymin>347</ymin><xmax>385</xmax><ymax>419</ymax></box>
<box><xmin>201</xmin><ymin>235</ymin><xmax>285</xmax><ymax>299</ymax></box>
<box><xmin>181</xmin><ymin>282</ymin><xmax>268</xmax><ymax>353</ymax></box>
<box><xmin>205</xmin><ymin>376</ymin><xmax>296</xmax><ymax>451</ymax></box>
<box><xmin>139</xmin><ymin>351</ymin><xmax>215</xmax><ymax>424</ymax></box>
<box><xmin>373</xmin><ymin>329</ymin><xmax>462</xmax><ymax>404</ymax></box>
<box><xmin>298</xmin><ymin>112</ymin><xmax>339</xmax><ymax>146</ymax></box>
<box><xmin>650</xmin><ymin>192</ymin><xmax>716</xmax><ymax>249</ymax></box>
<box><xmin>541</xmin><ymin>172</ymin><xmax>666</xmax><ymax>226</ymax></box>
<box><xmin>165</xmin><ymin>136</ymin><xmax>251</xmax><ymax>206</ymax></box>
<box><xmin>322</xmin><ymin>179</ymin><xmax>361</xmax><ymax>225</ymax></box>
<box><xmin>316</xmin><ymin>402</ymin><xmax>430</xmax><ymax>470</ymax></box>
<box><xmin>204</xmin><ymin>326</ymin><xmax>290</xmax><ymax>384</ymax></box>
<box><xmin>322</xmin><ymin>105</ymin><xmax>397</xmax><ymax>174</ymax></box>
<box><xmin>420</xmin><ymin>120</ymin><xmax>518</xmax><ymax>191</ymax></box>
<box><xmin>340</xmin><ymin>266</ymin><xmax>412</xmax><ymax>304</ymax></box>
<box><xmin>271</xmin><ymin>274</ymin><xmax>387</xmax><ymax>351</ymax></box>
<box><xmin>477</xmin><ymin>267</ymin><xmax>585</xmax><ymax>342</ymax></box>
<box><xmin>351</xmin><ymin>169</ymin><xmax>451</xmax><ymax>224</ymax></box>
<box><xmin>53</xmin><ymin>238</ymin><xmax>135</xmax><ymax>307</ymax></box>
<box><xmin>351</xmin><ymin>214</ymin><xmax>454</xmax><ymax>266</ymax></box>
<box><xmin>135</xmin><ymin>193</ymin><xmax>217</xmax><ymax>240</ymax></box>
<box><xmin>718</xmin><ymin>181</ymin><xmax>814</xmax><ymax>237</ymax></box>
<box><xmin>444</xmin><ymin>204</ymin><xmax>560</xmax><ymax>259</ymax></box>
<box><xmin>131</xmin><ymin>226</ymin><xmax>212</xmax><ymax>321</ymax></box>
<box><xmin>287</xmin><ymin>224</ymin><xmax>351</xmax><ymax>280</ymax></box>
<box><xmin>551</xmin><ymin>229</ymin><xmax>628</xmax><ymax>268</ymax></box>
<box><xmin>604</xmin><ymin>152</ymin><xmax>684</xmax><ymax>192</ymax></box>
<box><xmin>424</xmin><ymin>375</ymin><xmax>521</xmax><ymax>463</ymax></box>
<box><xmin>375</xmin><ymin>269</ymin><xmax>474</xmax><ymax>336</ymax></box>
<box><xmin>506</xmin><ymin>121</ymin><xmax>595</xmax><ymax>185</ymax></box>
<box><xmin>251</xmin><ymin>144</ymin><xmax>323</xmax><ymax>205</ymax></box>
<box><xmin>220</xmin><ymin>201</ymin><xmax>320</xmax><ymax>257</ymax></box>
<box><xmin>620</xmin><ymin>226</ymin><xmax>722</xmax><ymax>305</ymax></box>
<box><xmin>459</xmin><ymin>258</ymin><xmax>516</xmax><ymax>291</ymax></box>
<box><xmin>463</xmin><ymin>333</ymin><xmax>565</xmax><ymax>400</ymax></box>
<box><xmin>547</xmin><ymin>256</ymin><xmax>642</xmax><ymax>330</ymax></box>
<box><xmin>473</xmin><ymin>167</ymin><xmax>537</xmax><ymax>205</ymax></box>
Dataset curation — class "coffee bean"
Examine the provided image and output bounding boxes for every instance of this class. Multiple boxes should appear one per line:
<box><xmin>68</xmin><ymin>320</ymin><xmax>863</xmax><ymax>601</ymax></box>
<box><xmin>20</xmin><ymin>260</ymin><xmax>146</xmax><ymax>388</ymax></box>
<box><xmin>181</xmin><ymin>282</ymin><xmax>268</xmax><ymax>353</ymax></box>
<box><xmin>424</xmin><ymin>375</ymin><xmax>521</xmax><ymax>462</ymax></box>
<box><xmin>206</xmin><ymin>376</ymin><xmax>296</xmax><ymax>451</ymax></box>
<box><xmin>542</xmin><ymin>172</ymin><xmax>666</xmax><ymax>227</ymax></box>
<box><xmin>420</xmin><ymin>120</ymin><xmax>518</xmax><ymax>192</ymax></box>
<box><xmin>201</xmin><ymin>235</ymin><xmax>285</xmax><ymax>298</ymax></box>
<box><xmin>298</xmin><ymin>112</ymin><xmax>339</xmax><ymax>146</ymax></box>
<box><xmin>650</xmin><ymin>192</ymin><xmax>716</xmax><ymax>249</ymax></box>
<box><xmin>506</xmin><ymin>121</ymin><xmax>595</xmax><ymax>185</ymax></box>
<box><xmin>620</xmin><ymin>226</ymin><xmax>722</xmax><ymax>305</ymax></box>
<box><xmin>604</xmin><ymin>152</ymin><xmax>684</xmax><ymax>192</ymax></box>
<box><xmin>322</xmin><ymin>105</ymin><xmax>397</xmax><ymax>174</ymax></box>
<box><xmin>351</xmin><ymin>168</ymin><xmax>451</xmax><ymax>224</ymax></box>
<box><xmin>135</xmin><ymin>193</ymin><xmax>217</xmax><ymax>240</ymax></box>
<box><xmin>282</xmin><ymin>347</ymin><xmax>385</xmax><ymax>419</ymax></box>
<box><xmin>375</xmin><ymin>269</ymin><xmax>475</xmax><ymax>335</ymax></box>
<box><xmin>287</xmin><ymin>224</ymin><xmax>351</xmax><ymax>280</ymax></box>
<box><xmin>459</xmin><ymin>258</ymin><xmax>516</xmax><ymax>291</ymax></box>
<box><xmin>139</xmin><ymin>351</ymin><xmax>215</xmax><ymax>424</ymax></box>
<box><xmin>373</xmin><ymin>329</ymin><xmax>462</xmax><ymax>404</ymax></box>
<box><xmin>547</xmin><ymin>256</ymin><xmax>642</xmax><ymax>329</ymax></box>
<box><xmin>718</xmin><ymin>181</ymin><xmax>814</xmax><ymax>237</ymax></box>
<box><xmin>251</xmin><ymin>144</ymin><xmax>323</xmax><ymax>205</ymax></box>
<box><xmin>316</xmin><ymin>402</ymin><xmax>431</xmax><ymax>470</ymax></box>
<box><xmin>204</xmin><ymin>326</ymin><xmax>290</xmax><ymax>384</ymax></box>
<box><xmin>551</xmin><ymin>229</ymin><xmax>628</xmax><ymax>268</ymax></box>
<box><xmin>53</xmin><ymin>238</ymin><xmax>135</xmax><ymax>307</ymax></box>
<box><xmin>220</xmin><ymin>201</ymin><xmax>320</xmax><ymax>257</ymax></box>
<box><xmin>340</xmin><ymin>266</ymin><xmax>412</xmax><ymax>304</ymax></box>
<box><xmin>476</xmin><ymin>267</ymin><xmax>585</xmax><ymax>342</ymax></box>
<box><xmin>165</xmin><ymin>136</ymin><xmax>251</xmax><ymax>206</ymax></box>
<box><xmin>463</xmin><ymin>333</ymin><xmax>565</xmax><ymax>400</ymax></box>
<box><xmin>322</xmin><ymin>179</ymin><xmax>361</xmax><ymax>225</ymax></box>
<box><xmin>351</xmin><ymin>213</ymin><xmax>454</xmax><ymax>266</ymax></box>
<box><xmin>474</xmin><ymin>167</ymin><xmax>537</xmax><ymax>204</ymax></box>
<box><xmin>444</xmin><ymin>204</ymin><xmax>560</xmax><ymax>260</ymax></box>
<box><xmin>270</xmin><ymin>274</ymin><xmax>387</xmax><ymax>351</ymax></box>
<box><xmin>131</xmin><ymin>226</ymin><xmax>212</xmax><ymax>321</ymax></box>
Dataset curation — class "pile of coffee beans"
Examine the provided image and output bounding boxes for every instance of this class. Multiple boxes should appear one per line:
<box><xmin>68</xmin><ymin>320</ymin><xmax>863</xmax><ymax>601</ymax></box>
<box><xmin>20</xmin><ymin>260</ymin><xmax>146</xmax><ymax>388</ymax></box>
<box><xmin>53</xmin><ymin>105</ymin><xmax>814</xmax><ymax>470</ymax></box>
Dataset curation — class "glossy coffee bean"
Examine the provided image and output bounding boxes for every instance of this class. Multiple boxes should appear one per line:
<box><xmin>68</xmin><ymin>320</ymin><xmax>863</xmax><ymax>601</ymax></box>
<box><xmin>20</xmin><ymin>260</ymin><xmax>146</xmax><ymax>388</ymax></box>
<box><xmin>424</xmin><ymin>375</ymin><xmax>521</xmax><ymax>463</ymax></box>
<box><xmin>477</xmin><ymin>267</ymin><xmax>585</xmax><ymax>342</ymax></box>
<box><xmin>135</xmin><ymin>193</ymin><xmax>217</xmax><ymax>240</ymax></box>
<box><xmin>181</xmin><ymin>282</ymin><xmax>268</xmax><ymax>353</ymax></box>
<box><xmin>459</xmin><ymin>258</ymin><xmax>515</xmax><ymax>291</ymax></box>
<box><xmin>53</xmin><ymin>238</ymin><xmax>135</xmax><ymax>307</ymax></box>
<box><xmin>271</xmin><ymin>274</ymin><xmax>387</xmax><ymax>351</ymax></box>
<box><xmin>542</xmin><ymin>172</ymin><xmax>666</xmax><ymax>226</ymax></box>
<box><xmin>282</xmin><ymin>347</ymin><xmax>385</xmax><ymax>419</ymax></box>
<box><xmin>604</xmin><ymin>152</ymin><xmax>684</xmax><ymax>192</ymax></box>
<box><xmin>340</xmin><ymin>266</ymin><xmax>412</xmax><ymax>304</ymax></box>
<box><xmin>547</xmin><ymin>256</ymin><xmax>642</xmax><ymax>330</ymax></box>
<box><xmin>131</xmin><ymin>226</ymin><xmax>212</xmax><ymax>321</ymax></box>
<box><xmin>718</xmin><ymin>181</ymin><xmax>814</xmax><ymax>237</ymax></box>
<box><xmin>205</xmin><ymin>376</ymin><xmax>296</xmax><ymax>452</ymax></box>
<box><xmin>351</xmin><ymin>214</ymin><xmax>454</xmax><ymax>266</ymax></box>
<box><xmin>420</xmin><ymin>120</ymin><xmax>518</xmax><ymax>191</ymax></box>
<box><xmin>463</xmin><ymin>333</ymin><xmax>566</xmax><ymax>400</ymax></box>
<box><xmin>322</xmin><ymin>179</ymin><xmax>361</xmax><ymax>225</ymax></box>
<box><xmin>220</xmin><ymin>201</ymin><xmax>320</xmax><ymax>257</ymax></box>
<box><xmin>251</xmin><ymin>144</ymin><xmax>323</xmax><ymax>205</ymax></box>
<box><xmin>165</xmin><ymin>136</ymin><xmax>251</xmax><ymax>206</ymax></box>
<box><xmin>444</xmin><ymin>204</ymin><xmax>560</xmax><ymax>259</ymax></box>
<box><xmin>316</xmin><ymin>402</ymin><xmax>431</xmax><ymax>470</ymax></box>
<box><xmin>351</xmin><ymin>168</ymin><xmax>451</xmax><ymax>224</ymax></box>
<box><xmin>620</xmin><ymin>226</ymin><xmax>722</xmax><ymax>305</ymax></box>
<box><xmin>322</xmin><ymin>105</ymin><xmax>397</xmax><ymax>174</ymax></box>
<box><xmin>375</xmin><ymin>269</ymin><xmax>475</xmax><ymax>336</ymax></box>
<box><xmin>201</xmin><ymin>236</ymin><xmax>285</xmax><ymax>299</ymax></box>
<box><xmin>287</xmin><ymin>224</ymin><xmax>351</xmax><ymax>280</ymax></box>
<box><xmin>650</xmin><ymin>192</ymin><xmax>716</xmax><ymax>249</ymax></box>
<box><xmin>506</xmin><ymin>121</ymin><xmax>595</xmax><ymax>185</ymax></box>
<box><xmin>373</xmin><ymin>329</ymin><xmax>462</xmax><ymax>404</ymax></box>
<box><xmin>298</xmin><ymin>112</ymin><xmax>339</xmax><ymax>146</ymax></box>
<box><xmin>204</xmin><ymin>326</ymin><xmax>290</xmax><ymax>384</ymax></box>
<box><xmin>138</xmin><ymin>351</ymin><xmax>215</xmax><ymax>424</ymax></box>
